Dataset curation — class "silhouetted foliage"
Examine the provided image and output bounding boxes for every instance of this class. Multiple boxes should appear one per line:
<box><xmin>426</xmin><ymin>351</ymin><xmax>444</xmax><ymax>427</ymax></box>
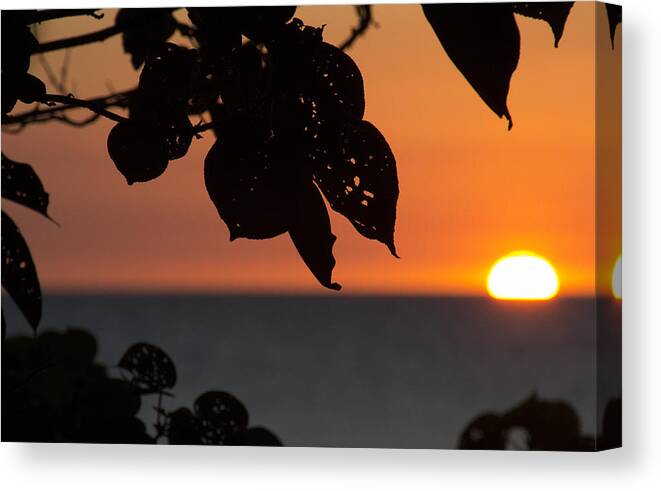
<box><xmin>605</xmin><ymin>4</ymin><xmax>622</xmax><ymax>49</ymax></box>
<box><xmin>424</xmin><ymin>3</ymin><xmax>520</xmax><ymax>129</ymax></box>
<box><xmin>1</xmin><ymin>154</ymin><xmax>51</xmax><ymax>219</ymax></box>
<box><xmin>1</xmin><ymin>212</ymin><xmax>42</xmax><ymax>332</ymax></box>
<box><xmin>422</xmin><ymin>2</ymin><xmax>624</xmax><ymax>128</ymax></box>
<box><xmin>2</xmin><ymin>328</ymin><xmax>281</xmax><ymax>446</ymax></box>
<box><xmin>458</xmin><ymin>392</ymin><xmax>621</xmax><ymax>451</ymax></box>
<box><xmin>2</xmin><ymin>329</ymin><xmax>149</xmax><ymax>443</ymax></box>
<box><xmin>1</xmin><ymin>5</ymin><xmax>621</xmax><ymax>331</ymax></box>
<box><xmin>512</xmin><ymin>2</ymin><xmax>574</xmax><ymax>48</ymax></box>
<box><xmin>119</xmin><ymin>342</ymin><xmax>177</xmax><ymax>393</ymax></box>
<box><xmin>116</xmin><ymin>8</ymin><xmax>178</xmax><ymax>69</ymax></box>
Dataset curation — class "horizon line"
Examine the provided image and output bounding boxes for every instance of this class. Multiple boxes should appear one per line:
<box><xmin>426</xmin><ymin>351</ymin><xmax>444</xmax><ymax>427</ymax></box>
<box><xmin>10</xmin><ymin>289</ymin><xmax>608</xmax><ymax>300</ymax></box>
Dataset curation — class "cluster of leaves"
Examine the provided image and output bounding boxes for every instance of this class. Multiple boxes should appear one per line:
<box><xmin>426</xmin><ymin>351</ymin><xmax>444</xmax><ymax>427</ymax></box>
<box><xmin>117</xmin><ymin>341</ymin><xmax>281</xmax><ymax>445</ymax></box>
<box><xmin>106</xmin><ymin>6</ymin><xmax>399</xmax><ymax>291</ymax></box>
<box><xmin>422</xmin><ymin>2</ymin><xmax>621</xmax><ymax>129</ymax></box>
<box><xmin>2</xmin><ymin>329</ymin><xmax>281</xmax><ymax>445</ymax></box>
<box><xmin>457</xmin><ymin>392</ymin><xmax>621</xmax><ymax>451</ymax></box>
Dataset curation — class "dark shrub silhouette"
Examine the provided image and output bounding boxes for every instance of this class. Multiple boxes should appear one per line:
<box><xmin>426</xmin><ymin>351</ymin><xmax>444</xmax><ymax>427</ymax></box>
<box><xmin>2</xmin><ymin>328</ymin><xmax>281</xmax><ymax>445</ymax></box>
<box><xmin>458</xmin><ymin>392</ymin><xmax>621</xmax><ymax>451</ymax></box>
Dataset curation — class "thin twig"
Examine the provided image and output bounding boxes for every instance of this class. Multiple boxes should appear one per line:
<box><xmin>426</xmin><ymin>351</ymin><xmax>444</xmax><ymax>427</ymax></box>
<box><xmin>37</xmin><ymin>93</ymin><xmax>129</xmax><ymax>124</ymax></box>
<box><xmin>2</xmin><ymin>89</ymin><xmax>135</xmax><ymax>129</ymax></box>
<box><xmin>338</xmin><ymin>6</ymin><xmax>376</xmax><ymax>51</ymax></box>
<box><xmin>23</xmin><ymin>9</ymin><xmax>104</xmax><ymax>25</ymax></box>
<box><xmin>35</xmin><ymin>24</ymin><xmax>123</xmax><ymax>54</ymax></box>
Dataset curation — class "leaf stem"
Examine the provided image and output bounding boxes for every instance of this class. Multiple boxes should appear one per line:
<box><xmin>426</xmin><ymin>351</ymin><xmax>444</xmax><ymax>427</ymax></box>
<box><xmin>37</xmin><ymin>93</ymin><xmax>130</xmax><ymax>124</ymax></box>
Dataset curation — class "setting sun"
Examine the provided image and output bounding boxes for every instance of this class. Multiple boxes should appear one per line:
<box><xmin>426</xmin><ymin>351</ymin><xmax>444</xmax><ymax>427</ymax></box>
<box><xmin>487</xmin><ymin>252</ymin><xmax>559</xmax><ymax>300</ymax></box>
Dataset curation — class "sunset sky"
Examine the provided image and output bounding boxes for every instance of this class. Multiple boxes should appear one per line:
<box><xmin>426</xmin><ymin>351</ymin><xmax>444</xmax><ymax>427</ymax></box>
<box><xmin>2</xmin><ymin>3</ymin><xmax>621</xmax><ymax>296</ymax></box>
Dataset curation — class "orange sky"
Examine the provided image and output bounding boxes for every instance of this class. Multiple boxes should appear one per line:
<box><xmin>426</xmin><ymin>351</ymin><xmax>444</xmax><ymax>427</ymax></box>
<box><xmin>1</xmin><ymin>3</ymin><xmax>621</xmax><ymax>296</ymax></box>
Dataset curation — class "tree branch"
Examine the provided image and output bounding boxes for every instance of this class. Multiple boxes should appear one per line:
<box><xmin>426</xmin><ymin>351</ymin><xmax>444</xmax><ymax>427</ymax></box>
<box><xmin>2</xmin><ymin>90</ymin><xmax>135</xmax><ymax>129</ymax></box>
<box><xmin>36</xmin><ymin>93</ymin><xmax>130</xmax><ymax>124</ymax></box>
<box><xmin>338</xmin><ymin>6</ymin><xmax>375</xmax><ymax>51</ymax></box>
<box><xmin>35</xmin><ymin>24</ymin><xmax>123</xmax><ymax>54</ymax></box>
<box><xmin>3</xmin><ymin>91</ymin><xmax>219</xmax><ymax>138</ymax></box>
<box><xmin>25</xmin><ymin>9</ymin><xmax>104</xmax><ymax>25</ymax></box>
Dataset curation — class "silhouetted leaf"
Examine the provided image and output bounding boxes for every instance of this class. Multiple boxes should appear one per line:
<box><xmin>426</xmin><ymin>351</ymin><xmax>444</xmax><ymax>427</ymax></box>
<box><xmin>107</xmin><ymin>122</ymin><xmax>169</xmax><ymax>185</ymax></box>
<box><xmin>1</xmin><ymin>154</ymin><xmax>50</xmax><ymax>219</ymax></box>
<box><xmin>311</xmin><ymin>42</ymin><xmax>365</xmax><ymax>122</ymax></box>
<box><xmin>1</xmin><ymin>212</ymin><xmax>41</xmax><ymax>331</ymax></box>
<box><xmin>119</xmin><ymin>342</ymin><xmax>177</xmax><ymax>392</ymax></box>
<box><xmin>605</xmin><ymin>4</ymin><xmax>621</xmax><ymax>49</ymax></box>
<box><xmin>289</xmin><ymin>181</ymin><xmax>341</xmax><ymax>291</ymax></box>
<box><xmin>115</xmin><ymin>9</ymin><xmax>177</xmax><ymax>69</ymax></box>
<box><xmin>314</xmin><ymin>120</ymin><xmax>398</xmax><ymax>257</ymax></box>
<box><xmin>423</xmin><ymin>3</ymin><xmax>520</xmax><ymax>129</ymax></box>
<box><xmin>18</xmin><ymin>73</ymin><xmax>46</xmax><ymax>104</ymax></box>
<box><xmin>513</xmin><ymin>2</ymin><xmax>574</xmax><ymax>48</ymax></box>
<box><xmin>194</xmin><ymin>391</ymin><xmax>249</xmax><ymax>444</ymax></box>
<box><xmin>204</xmin><ymin>130</ymin><xmax>292</xmax><ymax>241</ymax></box>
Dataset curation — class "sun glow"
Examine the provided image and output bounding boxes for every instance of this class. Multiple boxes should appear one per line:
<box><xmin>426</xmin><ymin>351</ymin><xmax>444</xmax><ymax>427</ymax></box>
<box><xmin>487</xmin><ymin>252</ymin><xmax>559</xmax><ymax>300</ymax></box>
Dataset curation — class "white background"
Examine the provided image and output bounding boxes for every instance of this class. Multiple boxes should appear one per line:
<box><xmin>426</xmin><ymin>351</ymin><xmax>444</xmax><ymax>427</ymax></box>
<box><xmin>1</xmin><ymin>0</ymin><xmax>659</xmax><ymax>488</ymax></box>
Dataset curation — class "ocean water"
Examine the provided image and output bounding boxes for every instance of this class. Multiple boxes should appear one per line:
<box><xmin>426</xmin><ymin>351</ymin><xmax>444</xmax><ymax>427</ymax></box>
<box><xmin>2</xmin><ymin>295</ymin><xmax>621</xmax><ymax>449</ymax></box>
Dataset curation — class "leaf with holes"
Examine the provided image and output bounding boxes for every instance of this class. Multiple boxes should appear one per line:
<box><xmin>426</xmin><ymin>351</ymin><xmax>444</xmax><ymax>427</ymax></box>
<box><xmin>289</xmin><ymin>181</ymin><xmax>341</xmax><ymax>291</ymax></box>
<box><xmin>118</xmin><ymin>342</ymin><xmax>177</xmax><ymax>392</ymax></box>
<box><xmin>311</xmin><ymin>42</ymin><xmax>365</xmax><ymax>122</ymax></box>
<box><xmin>194</xmin><ymin>391</ymin><xmax>249</xmax><ymax>444</ymax></box>
<box><xmin>1</xmin><ymin>154</ymin><xmax>51</xmax><ymax>219</ymax></box>
<box><xmin>513</xmin><ymin>2</ymin><xmax>574</xmax><ymax>48</ymax></box>
<box><xmin>314</xmin><ymin>120</ymin><xmax>398</xmax><ymax>257</ymax></box>
<box><xmin>1</xmin><ymin>211</ymin><xmax>41</xmax><ymax>331</ymax></box>
<box><xmin>423</xmin><ymin>3</ymin><xmax>520</xmax><ymax>129</ymax></box>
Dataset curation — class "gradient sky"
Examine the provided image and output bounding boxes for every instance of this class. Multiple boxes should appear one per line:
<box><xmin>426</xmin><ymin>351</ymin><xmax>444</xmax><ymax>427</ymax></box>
<box><xmin>1</xmin><ymin>3</ymin><xmax>621</xmax><ymax>295</ymax></box>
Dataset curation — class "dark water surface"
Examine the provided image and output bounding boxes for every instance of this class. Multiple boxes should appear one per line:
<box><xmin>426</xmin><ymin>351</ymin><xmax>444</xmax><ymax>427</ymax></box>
<box><xmin>2</xmin><ymin>295</ymin><xmax>620</xmax><ymax>448</ymax></box>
